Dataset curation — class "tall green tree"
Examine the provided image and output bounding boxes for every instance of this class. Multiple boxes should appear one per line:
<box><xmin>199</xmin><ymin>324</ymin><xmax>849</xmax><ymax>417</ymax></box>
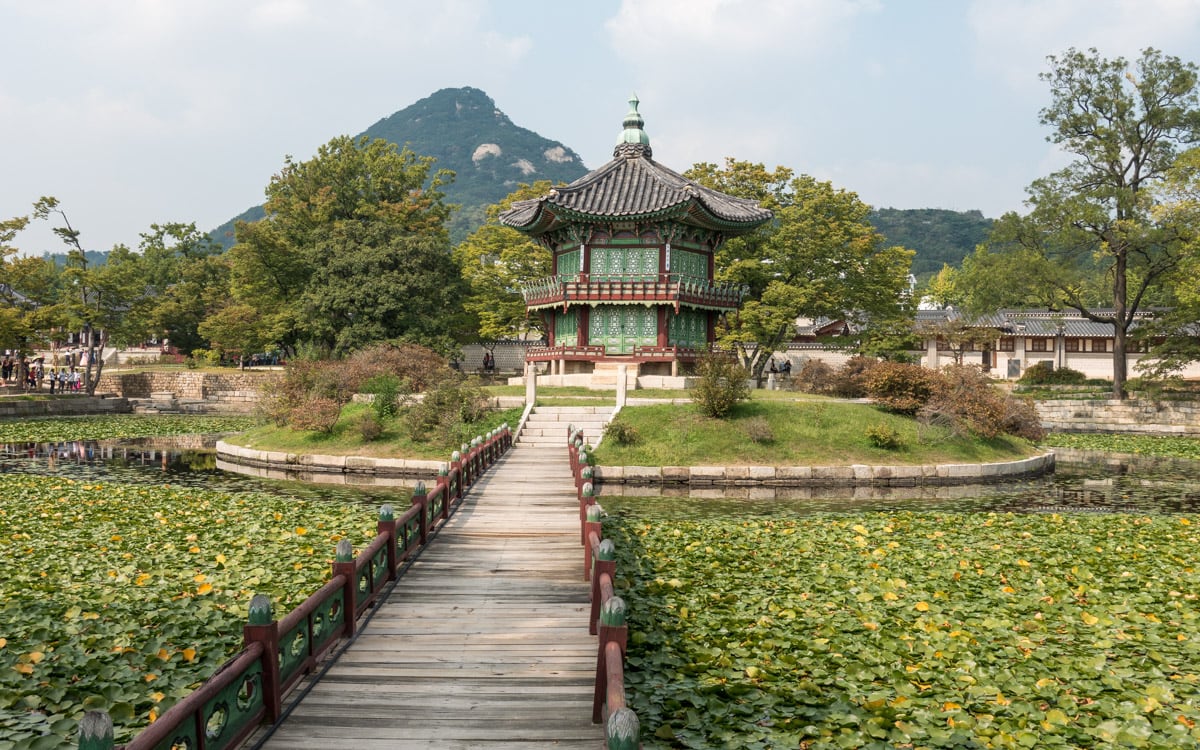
<box><xmin>686</xmin><ymin>160</ymin><xmax>914</xmax><ymax>375</ymax></box>
<box><xmin>219</xmin><ymin>135</ymin><xmax>457</xmax><ymax>357</ymax></box>
<box><xmin>453</xmin><ymin>182</ymin><xmax>553</xmax><ymax>342</ymax></box>
<box><xmin>961</xmin><ymin>48</ymin><xmax>1200</xmax><ymax>398</ymax></box>
<box><xmin>31</xmin><ymin>197</ymin><xmax>139</xmax><ymax>394</ymax></box>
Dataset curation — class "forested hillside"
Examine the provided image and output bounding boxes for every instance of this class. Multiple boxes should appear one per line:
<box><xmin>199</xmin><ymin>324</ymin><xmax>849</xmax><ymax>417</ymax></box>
<box><xmin>209</xmin><ymin>87</ymin><xmax>588</xmax><ymax>247</ymax></box>
<box><xmin>869</xmin><ymin>208</ymin><xmax>994</xmax><ymax>278</ymax></box>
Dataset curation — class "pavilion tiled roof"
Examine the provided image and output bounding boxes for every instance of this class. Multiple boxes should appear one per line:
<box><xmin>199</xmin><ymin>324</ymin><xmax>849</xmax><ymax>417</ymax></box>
<box><xmin>499</xmin><ymin>96</ymin><xmax>772</xmax><ymax>236</ymax></box>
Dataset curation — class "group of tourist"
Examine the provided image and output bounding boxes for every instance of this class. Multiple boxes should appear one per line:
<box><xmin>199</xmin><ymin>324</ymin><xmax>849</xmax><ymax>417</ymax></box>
<box><xmin>0</xmin><ymin>354</ymin><xmax>85</xmax><ymax>393</ymax></box>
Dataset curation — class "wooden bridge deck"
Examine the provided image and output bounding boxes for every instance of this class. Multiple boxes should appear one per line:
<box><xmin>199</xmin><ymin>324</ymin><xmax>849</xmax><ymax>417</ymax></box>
<box><xmin>253</xmin><ymin>442</ymin><xmax>603</xmax><ymax>749</ymax></box>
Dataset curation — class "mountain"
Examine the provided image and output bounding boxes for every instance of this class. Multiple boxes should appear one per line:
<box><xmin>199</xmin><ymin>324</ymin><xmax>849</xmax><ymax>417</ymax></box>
<box><xmin>209</xmin><ymin>87</ymin><xmax>589</xmax><ymax>247</ymax></box>
<box><xmin>868</xmin><ymin>208</ymin><xmax>994</xmax><ymax>279</ymax></box>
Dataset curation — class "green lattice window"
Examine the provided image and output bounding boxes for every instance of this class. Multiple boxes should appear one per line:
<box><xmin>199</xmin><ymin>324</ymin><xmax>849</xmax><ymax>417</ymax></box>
<box><xmin>554</xmin><ymin>309</ymin><xmax>579</xmax><ymax>346</ymax></box>
<box><xmin>589</xmin><ymin>306</ymin><xmax>657</xmax><ymax>354</ymax></box>
<box><xmin>672</xmin><ymin>249</ymin><xmax>709</xmax><ymax>282</ymax></box>
<box><xmin>557</xmin><ymin>248</ymin><xmax>581</xmax><ymax>279</ymax></box>
<box><xmin>589</xmin><ymin>246</ymin><xmax>658</xmax><ymax>281</ymax></box>
<box><xmin>668</xmin><ymin>309</ymin><xmax>708</xmax><ymax>348</ymax></box>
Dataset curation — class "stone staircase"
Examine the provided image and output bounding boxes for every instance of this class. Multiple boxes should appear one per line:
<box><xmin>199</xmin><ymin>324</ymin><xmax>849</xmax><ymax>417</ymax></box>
<box><xmin>588</xmin><ymin>361</ymin><xmax>639</xmax><ymax>388</ymax></box>
<box><xmin>518</xmin><ymin>405</ymin><xmax>612</xmax><ymax>448</ymax></box>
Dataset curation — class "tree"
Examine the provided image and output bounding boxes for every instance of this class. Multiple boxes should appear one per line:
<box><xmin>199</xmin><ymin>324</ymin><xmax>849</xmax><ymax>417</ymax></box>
<box><xmin>301</xmin><ymin>221</ymin><xmax>466</xmax><ymax>356</ymax></box>
<box><xmin>0</xmin><ymin>214</ymin><xmax>58</xmax><ymax>357</ymax></box>
<box><xmin>31</xmin><ymin>197</ymin><xmax>137</xmax><ymax>395</ymax></box>
<box><xmin>219</xmin><ymin>135</ymin><xmax>456</xmax><ymax>356</ymax></box>
<box><xmin>686</xmin><ymin>160</ymin><xmax>915</xmax><ymax>376</ymax></box>
<box><xmin>962</xmin><ymin>48</ymin><xmax>1200</xmax><ymax>398</ymax></box>
<box><xmin>1137</xmin><ymin>146</ymin><xmax>1200</xmax><ymax>377</ymax></box>
<box><xmin>453</xmin><ymin>182</ymin><xmax>554</xmax><ymax>343</ymax></box>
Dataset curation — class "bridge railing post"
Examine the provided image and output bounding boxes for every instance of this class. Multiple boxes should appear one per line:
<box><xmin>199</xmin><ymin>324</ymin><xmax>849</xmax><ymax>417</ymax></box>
<box><xmin>333</xmin><ymin>539</ymin><xmax>357</xmax><ymax>638</ymax></box>
<box><xmin>590</xmin><ymin>539</ymin><xmax>616</xmax><ymax>635</ymax></box>
<box><xmin>77</xmin><ymin>710</ymin><xmax>114</xmax><ymax>750</ymax></box>
<box><xmin>594</xmin><ymin>596</ymin><xmax>629</xmax><ymax>724</ymax></box>
<box><xmin>242</xmin><ymin>593</ymin><xmax>282</xmax><ymax>722</ymax></box>
<box><xmin>377</xmin><ymin>504</ymin><xmax>397</xmax><ymax>580</ymax></box>
<box><xmin>411</xmin><ymin>481</ymin><xmax>429</xmax><ymax>546</ymax></box>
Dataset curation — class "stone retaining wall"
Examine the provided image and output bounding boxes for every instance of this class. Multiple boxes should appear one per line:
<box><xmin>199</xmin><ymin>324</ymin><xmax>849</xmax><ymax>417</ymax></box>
<box><xmin>593</xmin><ymin>452</ymin><xmax>1054</xmax><ymax>488</ymax></box>
<box><xmin>1035</xmin><ymin>399</ymin><xmax>1200</xmax><ymax>434</ymax></box>
<box><xmin>97</xmin><ymin>371</ymin><xmax>279</xmax><ymax>406</ymax></box>
<box><xmin>0</xmin><ymin>397</ymin><xmax>131</xmax><ymax>419</ymax></box>
<box><xmin>216</xmin><ymin>440</ymin><xmax>445</xmax><ymax>482</ymax></box>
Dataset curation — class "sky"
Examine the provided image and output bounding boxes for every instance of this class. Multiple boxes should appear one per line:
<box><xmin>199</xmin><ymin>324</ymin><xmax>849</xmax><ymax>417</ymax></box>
<box><xmin>3</xmin><ymin>0</ymin><xmax>1200</xmax><ymax>256</ymax></box>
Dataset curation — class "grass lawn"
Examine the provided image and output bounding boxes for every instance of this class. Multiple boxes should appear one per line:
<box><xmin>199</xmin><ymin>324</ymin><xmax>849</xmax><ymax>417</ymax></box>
<box><xmin>593</xmin><ymin>400</ymin><xmax>1037</xmax><ymax>466</ymax></box>
<box><xmin>231</xmin><ymin>402</ymin><xmax>523</xmax><ymax>460</ymax></box>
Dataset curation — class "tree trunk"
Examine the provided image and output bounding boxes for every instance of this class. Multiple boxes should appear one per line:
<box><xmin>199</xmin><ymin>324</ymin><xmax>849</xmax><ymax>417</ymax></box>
<box><xmin>83</xmin><ymin>328</ymin><xmax>107</xmax><ymax>397</ymax></box>
<box><xmin>1112</xmin><ymin>248</ymin><xmax>1128</xmax><ymax>400</ymax></box>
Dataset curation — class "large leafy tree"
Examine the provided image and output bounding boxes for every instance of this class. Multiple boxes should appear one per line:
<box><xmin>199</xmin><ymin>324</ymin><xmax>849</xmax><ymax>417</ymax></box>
<box><xmin>686</xmin><ymin>160</ymin><xmax>914</xmax><ymax>375</ymax></box>
<box><xmin>960</xmin><ymin>48</ymin><xmax>1200</xmax><ymax>398</ymax></box>
<box><xmin>453</xmin><ymin>181</ymin><xmax>553</xmax><ymax>342</ymax></box>
<box><xmin>218</xmin><ymin>135</ymin><xmax>458</xmax><ymax>357</ymax></box>
<box><xmin>1138</xmin><ymin>146</ymin><xmax>1200</xmax><ymax>376</ymax></box>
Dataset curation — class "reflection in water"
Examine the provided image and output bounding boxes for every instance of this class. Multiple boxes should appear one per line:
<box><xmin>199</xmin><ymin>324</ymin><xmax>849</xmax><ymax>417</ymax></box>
<box><xmin>3</xmin><ymin>439</ymin><xmax>1198</xmax><ymax>517</ymax></box>
<box><xmin>0</xmin><ymin>438</ymin><xmax>409</xmax><ymax>507</ymax></box>
<box><xmin>598</xmin><ymin>452</ymin><xmax>1200</xmax><ymax>518</ymax></box>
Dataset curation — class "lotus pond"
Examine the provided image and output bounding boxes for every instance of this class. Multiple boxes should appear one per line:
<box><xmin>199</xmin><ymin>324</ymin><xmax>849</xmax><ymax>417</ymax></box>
<box><xmin>2</xmin><ymin>413</ymin><xmax>1200</xmax><ymax>750</ymax></box>
<box><xmin>600</xmin><ymin>456</ymin><xmax>1200</xmax><ymax>749</ymax></box>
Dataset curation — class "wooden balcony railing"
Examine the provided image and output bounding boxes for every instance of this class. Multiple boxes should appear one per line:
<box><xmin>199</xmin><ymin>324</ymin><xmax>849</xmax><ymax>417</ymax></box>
<box><xmin>522</xmin><ymin>273</ymin><xmax>745</xmax><ymax>312</ymax></box>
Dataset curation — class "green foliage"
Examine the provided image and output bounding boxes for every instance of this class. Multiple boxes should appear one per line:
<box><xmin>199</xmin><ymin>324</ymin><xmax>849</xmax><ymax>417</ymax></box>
<box><xmin>864</xmin><ymin>421</ymin><xmax>903</xmax><ymax>449</ymax></box>
<box><xmin>0</xmin><ymin>415</ymin><xmax>253</xmax><ymax>443</ymax></box>
<box><xmin>0</xmin><ymin>474</ymin><xmax>377</xmax><ymax>746</ymax></box>
<box><xmin>592</xmin><ymin>401</ymin><xmax>1033</xmax><ymax>468</ymax></box>
<box><xmin>603</xmin><ymin>418</ymin><xmax>641</xmax><ymax>447</ymax></box>
<box><xmin>685</xmin><ymin>161</ymin><xmax>915</xmax><ymax>375</ymax></box>
<box><xmin>1019</xmin><ymin>361</ymin><xmax>1086</xmax><ymax>385</ymax></box>
<box><xmin>690</xmin><ymin>354</ymin><xmax>750</xmax><ymax>418</ymax></box>
<box><xmin>961</xmin><ymin>48</ymin><xmax>1200</xmax><ymax>396</ymax></box>
<box><xmin>608</xmin><ymin>511</ymin><xmax>1200</xmax><ymax>748</ymax></box>
<box><xmin>221</xmin><ymin>134</ymin><xmax>460</xmax><ymax>356</ymax></box>
<box><xmin>453</xmin><ymin>182</ymin><xmax>555</xmax><ymax>341</ymax></box>
<box><xmin>1040</xmin><ymin>433</ymin><xmax>1200</xmax><ymax>460</ymax></box>
<box><xmin>870</xmin><ymin>208</ymin><xmax>994</xmax><ymax>278</ymax></box>
<box><xmin>403</xmin><ymin>375</ymin><xmax>489</xmax><ymax>448</ymax></box>
<box><xmin>363</xmin><ymin>374</ymin><xmax>402</xmax><ymax>421</ymax></box>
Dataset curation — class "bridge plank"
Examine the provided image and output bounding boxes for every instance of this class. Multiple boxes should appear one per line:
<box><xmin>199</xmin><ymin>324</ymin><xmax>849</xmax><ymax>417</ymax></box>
<box><xmin>253</xmin><ymin>441</ymin><xmax>604</xmax><ymax>749</ymax></box>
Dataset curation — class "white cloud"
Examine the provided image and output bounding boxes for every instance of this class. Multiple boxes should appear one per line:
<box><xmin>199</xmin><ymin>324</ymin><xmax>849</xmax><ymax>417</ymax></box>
<box><xmin>968</xmin><ymin>0</ymin><xmax>1200</xmax><ymax>91</ymax></box>
<box><xmin>606</xmin><ymin>0</ymin><xmax>878</xmax><ymax>58</ymax></box>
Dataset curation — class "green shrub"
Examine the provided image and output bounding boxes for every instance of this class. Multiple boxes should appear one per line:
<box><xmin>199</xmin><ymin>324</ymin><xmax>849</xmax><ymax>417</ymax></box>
<box><xmin>363</xmin><ymin>374</ymin><xmax>404</xmax><ymax>420</ymax></box>
<box><xmin>864</xmin><ymin>422</ymin><xmax>903</xmax><ymax>449</ymax></box>
<box><xmin>691</xmin><ymin>353</ymin><xmax>750</xmax><ymax>418</ymax></box>
<box><xmin>865</xmin><ymin>361</ymin><xmax>941</xmax><ymax>415</ymax></box>
<box><xmin>604</xmin><ymin>418</ymin><xmax>641</xmax><ymax>446</ymax></box>
<box><xmin>1019</xmin><ymin>361</ymin><xmax>1086</xmax><ymax>385</ymax></box>
<box><xmin>404</xmin><ymin>375</ymin><xmax>489</xmax><ymax>447</ymax></box>
<box><xmin>744</xmin><ymin>416</ymin><xmax>775</xmax><ymax>444</ymax></box>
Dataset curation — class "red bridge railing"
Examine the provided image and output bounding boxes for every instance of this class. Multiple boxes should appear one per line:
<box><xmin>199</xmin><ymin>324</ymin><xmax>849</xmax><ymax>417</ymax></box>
<box><xmin>568</xmin><ymin>426</ymin><xmax>642</xmax><ymax>750</ymax></box>
<box><xmin>76</xmin><ymin>426</ymin><xmax>513</xmax><ymax>750</ymax></box>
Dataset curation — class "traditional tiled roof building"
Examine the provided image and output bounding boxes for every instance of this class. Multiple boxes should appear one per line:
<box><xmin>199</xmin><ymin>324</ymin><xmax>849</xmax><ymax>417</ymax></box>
<box><xmin>499</xmin><ymin>96</ymin><xmax>772</xmax><ymax>381</ymax></box>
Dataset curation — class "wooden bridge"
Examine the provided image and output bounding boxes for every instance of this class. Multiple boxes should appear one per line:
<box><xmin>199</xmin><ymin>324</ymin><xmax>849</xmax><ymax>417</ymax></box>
<box><xmin>250</xmin><ymin>407</ymin><xmax>614</xmax><ymax>748</ymax></box>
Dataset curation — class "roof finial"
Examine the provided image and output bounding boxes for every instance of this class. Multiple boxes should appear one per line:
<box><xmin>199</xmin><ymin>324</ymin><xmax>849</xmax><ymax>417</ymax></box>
<box><xmin>614</xmin><ymin>93</ymin><xmax>652</xmax><ymax>158</ymax></box>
